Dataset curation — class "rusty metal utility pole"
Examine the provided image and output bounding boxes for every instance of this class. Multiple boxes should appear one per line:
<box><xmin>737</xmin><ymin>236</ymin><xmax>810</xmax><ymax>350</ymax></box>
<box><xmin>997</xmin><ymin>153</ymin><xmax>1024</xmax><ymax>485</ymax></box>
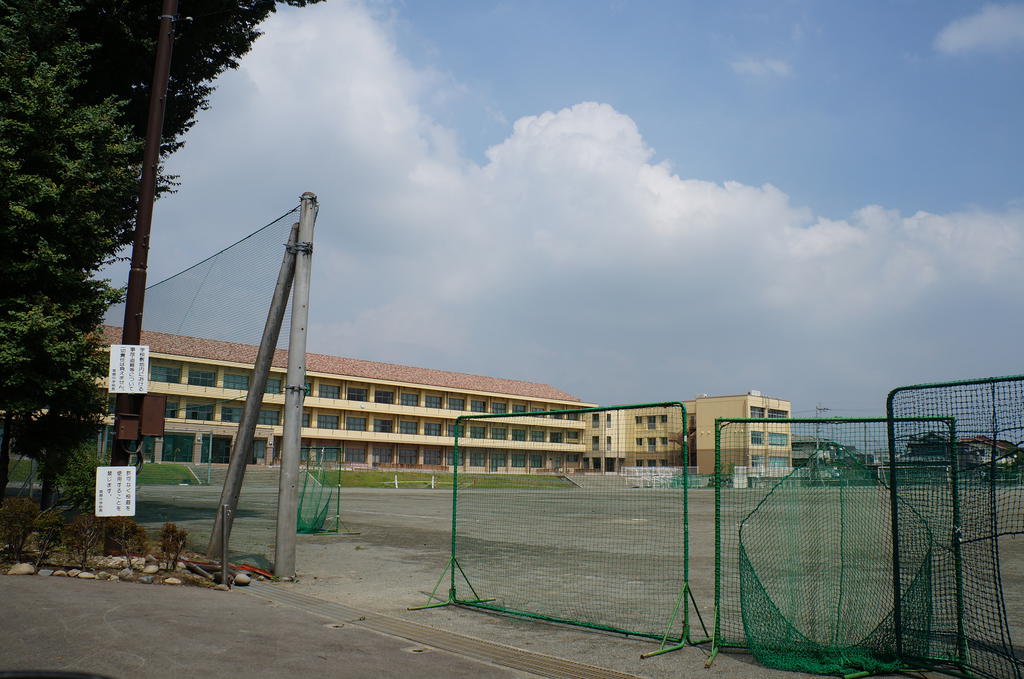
<box><xmin>113</xmin><ymin>0</ymin><xmax>178</xmax><ymax>466</ymax></box>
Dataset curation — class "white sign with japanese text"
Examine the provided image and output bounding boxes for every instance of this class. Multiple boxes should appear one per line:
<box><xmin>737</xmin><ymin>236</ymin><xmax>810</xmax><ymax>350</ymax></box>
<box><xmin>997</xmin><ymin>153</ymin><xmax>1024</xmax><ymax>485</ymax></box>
<box><xmin>95</xmin><ymin>466</ymin><xmax>137</xmax><ymax>516</ymax></box>
<box><xmin>108</xmin><ymin>344</ymin><xmax>149</xmax><ymax>394</ymax></box>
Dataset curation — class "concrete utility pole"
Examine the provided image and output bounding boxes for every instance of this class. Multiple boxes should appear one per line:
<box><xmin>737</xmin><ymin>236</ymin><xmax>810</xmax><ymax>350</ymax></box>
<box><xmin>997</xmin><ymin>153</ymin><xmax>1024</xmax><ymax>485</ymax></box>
<box><xmin>113</xmin><ymin>0</ymin><xmax>178</xmax><ymax>466</ymax></box>
<box><xmin>275</xmin><ymin>193</ymin><xmax>318</xmax><ymax>578</ymax></box>
<box><xmin>207</xmin><ymin>222</ymin><xmax>299</xmax><ymax>559</ymax></box>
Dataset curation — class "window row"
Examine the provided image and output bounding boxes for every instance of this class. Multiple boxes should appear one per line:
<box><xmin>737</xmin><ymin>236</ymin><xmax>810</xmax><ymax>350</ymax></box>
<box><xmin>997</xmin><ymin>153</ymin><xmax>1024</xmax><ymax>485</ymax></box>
<box><xmin>749</xmin><ymin>431</ymin><xmax>789</xmax><ymax>446</ymax></box>
<box><xmin>749</xmin><ymin>406</ymin><xmax>789</xmax><ymax>419</ymax></box>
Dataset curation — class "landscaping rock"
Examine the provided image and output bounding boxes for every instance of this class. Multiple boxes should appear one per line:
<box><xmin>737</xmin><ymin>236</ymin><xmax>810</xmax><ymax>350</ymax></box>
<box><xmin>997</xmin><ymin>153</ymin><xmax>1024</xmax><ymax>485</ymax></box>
<box><xmin>214</xmin><ymin>584</ymin><xmax>230</xmax><ymax>591</ymax></box>
<box><xmin>142</xmin><ymin>564</ymin><xmax>160</xmax><ymax>575</ymax></box>
<box><xmin>163</xmin><ymin>577</ymin><xmax>183</xmax><ymax>585</ymax></box>
<box><xmin>38</xmin><ymin>569</ymin><xmax>54</xmax><ymax>577</ymax></box>
<box><xmin>77</xmin><ymin>572</ymin><xmax>96</xmax><ymax>579</ymax></box>
<box><xmin>7</xmin><ymin>563</ymin><xmax>35</xmax><ymax>575</ymax></box>
<box><xmin>110</xmin><ymin>575</ymin><xmax>120</xmax><ymax>582</ymax></box>
<box><xmin>130</xmin><ymin>557</ymin><xmax>145</xmax><ymax>569</ymax></box>
<box><xmin>53</xmin><ymin>570</ymin><xmax>67</xmax><ymax>577</ymax></box>
<box><xmin>67</xmin><ymin>569</ymin><xmax>81</xmax><ymax>577</ymax></box>
<box><xmin>233</xmin><ymin>573</ymin><xmax>251</xmax><ymax>586</ymax></box>
<box><xmin>96</xmin><ymin>572</ymin><xmax>112</xmax><ymax>581</ymax></box>
<box><xmin>118</xmin><ymin>568</ymin><xmax>134</xmax><ymax>579</ymax></box>
<box><xmin>138</xmin><ymin>575</ymin><xmax>154</xmax><ymax>584</ymax></box>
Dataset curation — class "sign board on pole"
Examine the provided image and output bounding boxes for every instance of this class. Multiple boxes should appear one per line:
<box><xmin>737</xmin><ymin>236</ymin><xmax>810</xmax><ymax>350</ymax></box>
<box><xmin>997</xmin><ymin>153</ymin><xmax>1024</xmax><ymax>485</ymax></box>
<box><xmin>95</xmin><ymin>466</ymin><xmax>137</xmax><ymax>516</ymax></box>
<box><xmin>108</xmin><ymin>344</ymin><xmax>149</xmax><ymax>394</ymax></box>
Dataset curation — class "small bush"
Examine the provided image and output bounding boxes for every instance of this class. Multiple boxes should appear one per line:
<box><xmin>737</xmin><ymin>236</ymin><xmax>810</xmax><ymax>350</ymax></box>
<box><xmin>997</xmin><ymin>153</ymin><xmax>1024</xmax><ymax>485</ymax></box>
<box><xmin>105</xmin><ymin>517</ymin><xmax>148</xmax><ymax>566</ymax></box>
<box><xmin>159</xmin><ymin>522</ymin><xmax>188</xmax><ymax>569</ymax></box>
<box><xmin>57</xmin><ymin>442</ymin><xmax>108</xmax><ymax>511</ymax></box>
<box><xmin>33</xmin><ymin>510</ymin><xmax>65</xmax><ymax>567</ymax></box>
<box><xmin>64</xmin><ymin>514</ymin><xmax>103</xmax><ymax>569</ymax></box>
<box><xmin>0</xmin><ymin>497</ymin><xmax>41</xmax><ymax>560</ymax></box>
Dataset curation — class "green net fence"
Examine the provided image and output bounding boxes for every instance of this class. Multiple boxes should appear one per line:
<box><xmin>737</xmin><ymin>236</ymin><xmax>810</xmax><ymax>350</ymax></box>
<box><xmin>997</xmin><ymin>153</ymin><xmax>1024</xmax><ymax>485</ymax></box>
<box><xmin>714</xmin><ymin>417</ymin><xmax>951</xmax><ymax>676</ymax></box>
<box><xmin>297</xmin><ymin>447</ymin><xmax>341</xmax><ymax>534</ymax></box>
<box><xmin>423</xmin><ymin>403</ymin><xmax>697</xmax><ymax>645</ymax></box>
<box><xmin>888</xmin><ymin>376</ymin><xmax>1024</xmax><ymax>679</ymax></box>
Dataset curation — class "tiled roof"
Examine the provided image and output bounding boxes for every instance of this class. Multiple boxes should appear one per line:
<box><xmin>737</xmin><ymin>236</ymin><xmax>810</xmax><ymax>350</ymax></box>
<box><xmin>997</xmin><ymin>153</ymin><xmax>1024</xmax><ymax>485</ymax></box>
<box><xmin>101</xmin><ymin>326</ymin><xmax>582</xmax><ymax>403</ymax></box>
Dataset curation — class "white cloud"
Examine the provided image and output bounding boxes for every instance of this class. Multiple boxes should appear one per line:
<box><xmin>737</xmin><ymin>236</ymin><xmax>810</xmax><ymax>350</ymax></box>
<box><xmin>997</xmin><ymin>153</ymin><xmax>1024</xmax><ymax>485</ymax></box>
<box><xmin>935</xmin><ymin>3</ymin><xmax>1024</xmax><ymax>54</ymax></box>
<box><xmin>150</xmin><ymin>0</ymin><xmax>1024</xmax><ymax>409</ymax></box>
<box><xmin>730</xmin><ymin>58</ymin><xmax>792</xmax><ymax>76</ymax></box>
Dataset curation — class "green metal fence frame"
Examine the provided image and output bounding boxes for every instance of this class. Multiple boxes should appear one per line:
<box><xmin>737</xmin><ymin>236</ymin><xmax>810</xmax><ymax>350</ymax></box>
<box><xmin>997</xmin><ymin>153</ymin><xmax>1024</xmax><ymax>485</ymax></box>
<box><xmin>709</xmin><ymin>415</ymin><xmax>957</xmax><ymax>678</ymax></box>
<box><xmin>414</xmin><ymin>401</ymin><xmax>705</xmax><ymax>653</ymax></box>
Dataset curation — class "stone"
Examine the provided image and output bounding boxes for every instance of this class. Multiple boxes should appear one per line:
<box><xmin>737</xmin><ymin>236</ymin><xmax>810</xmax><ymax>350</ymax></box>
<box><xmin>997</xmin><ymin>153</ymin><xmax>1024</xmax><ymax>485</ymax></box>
<box><xmin>96</xmin><ymin>572</ymin><xmax>112</xmax><ymax>581</ymax></box>
<box><xmin>77</xmin><ymin>572</ymin><xmax>96</xmax><ymax>579</ymax></box>
<box><xmin>163</xmin><ymin>577</ymin><xmax>182</xmax><ymax>585</ymax></box>
<box><xmin>110</xmin><ymin>575</ymin><xmax>120</xmax><ymax>582</ymax></box>
<box><xmin>53</xmin><ymin>570</ymin><xmax>67</xmax><ymax>577</ymax></box>
<box><xmin>130</xmin><ymin>557</ymin><xmax>146</xmax><ymax>569</ymax></box>
<box><xmin>176</xmin><ymin>561</ymin><xmax>187</xmax><ymax>571</ymax></box>
<box><xmin>7</xmin><ymin>563</ymin><xmax>35</xmax><ymax>575</ymax></box>
<box><xmin>142</xmin><ymin>564</ymin><xmax>160</xmax><ymax>575</ymax></box>
<box><xmin>233</xmin><ymin>573</ymin><xmax>251</xmax><ymax>586</ymax></box>
<box><xmin>67</xmin><ymin>569</ymin><xmax>81</xmax><ymax>578</ymax></box>
<box><xmin>118</xmin><ymin>568</ymin><xmax>134</xmax><ymax>579</ymax></box>
<box><xmin>214</xmin><ymin>584</ymin><xmax>230</xmax><ymax>591</ymax></box>
<box><xmin>38</xmin><ymin>569</ymin><xmax>54</xmax><ymax>577</ymax></box>
<box><xmin>138</xmin><ymin>575</ymin><xmax>154</xmax><ymax>584</ymax></box>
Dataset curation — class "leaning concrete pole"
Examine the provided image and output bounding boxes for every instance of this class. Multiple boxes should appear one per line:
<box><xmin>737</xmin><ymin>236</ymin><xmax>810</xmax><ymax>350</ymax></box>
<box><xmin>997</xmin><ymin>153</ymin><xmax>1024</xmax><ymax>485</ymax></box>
<box><xmin>206</xmin><ymin>222</ymin><xmax>298</xmax><ymax>559</ymax></box>
<box><xmin>275</xmin><ymin>192</ymin><xmax>318</xmax><ymax>578</ymax></box>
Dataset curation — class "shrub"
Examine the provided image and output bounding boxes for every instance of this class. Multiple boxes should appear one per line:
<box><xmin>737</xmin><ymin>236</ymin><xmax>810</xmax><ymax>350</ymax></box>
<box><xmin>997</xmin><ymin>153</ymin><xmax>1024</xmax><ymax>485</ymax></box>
<box><xmin>64</xmin><ymin>514</ymin><xmax>103</xmax><ymax>569</ymax></box>
<box><xmin>57</xmin><ymin>442</ymin><xmax>108</xmax><ymax>511</ymax></box>
<box><xmin>105</xmin><ymin>517</ymin><xmax>148</xmax><ymax>566</ymax></box>
<box><xmin>33</xmin><ymin>510</ymin><xmax>65</xmax><ymax>567</ymax></box>
<box><xmin>0</xmin><ymin>497</ymin><xmax>41</xmax><ymax>560</ymax></box>
<box><xmin>159</xmin><ymin>522</ymin><xmax>189</xmax><ymax>569</ymax></box>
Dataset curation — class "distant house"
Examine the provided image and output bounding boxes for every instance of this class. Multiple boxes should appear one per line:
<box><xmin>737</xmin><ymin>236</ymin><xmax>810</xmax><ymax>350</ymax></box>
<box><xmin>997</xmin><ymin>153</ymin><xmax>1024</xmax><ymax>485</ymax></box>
<box><xmin>902</xmin><ymin>432</ymin><xmax>1016</xmax><ymax>468</ymax></box>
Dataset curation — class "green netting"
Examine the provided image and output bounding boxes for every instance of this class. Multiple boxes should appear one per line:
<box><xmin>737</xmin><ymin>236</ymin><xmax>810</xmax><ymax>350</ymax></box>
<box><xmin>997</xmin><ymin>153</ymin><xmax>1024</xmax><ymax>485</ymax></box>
<box><xmin>297</xmin><ymin>447</ymin><xmax>341</xmax><ymax>534</ymax></box>
<box><xmin>888</xmin><ymin>375</ymin><xmax>1024</xmax><ymax>679</ymax></box>
<box><xmin>423</xmin><ymin>403</ymin><xmax>698</xmax><ymax>646</ymax></box>
<box><xmin>714</xmin><ymin>417</ymin><xmax>946</xmax><ymax>676</ymax></box>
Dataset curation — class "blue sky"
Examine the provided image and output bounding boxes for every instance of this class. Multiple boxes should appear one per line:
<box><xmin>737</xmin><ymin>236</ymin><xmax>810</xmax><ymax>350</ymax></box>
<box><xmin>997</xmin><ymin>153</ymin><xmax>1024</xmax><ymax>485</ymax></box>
<box><xmin>119</xmin><ymin>0</ymin><xmax>1024</xmax><ymax>414</ymax></box>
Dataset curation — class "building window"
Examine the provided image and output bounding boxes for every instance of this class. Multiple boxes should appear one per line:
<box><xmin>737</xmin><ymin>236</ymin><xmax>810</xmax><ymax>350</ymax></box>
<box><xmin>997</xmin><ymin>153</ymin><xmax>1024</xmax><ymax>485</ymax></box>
<box><xmin>345</xmin><ymin>448</ymin><xmax>366</xmax><ymax>464</ymax></box>
<box><xmin>606</xmin><ymin>413</ymin><xmax>612</xmax><ymax>428</ymax></box>
<box><xmin>552</xmin><ymin>412</ymin><xmax>564</xmax><ymax>420</ymax></box>
<box><xmin>768</xmin><ymin>432</ymin><xmax>789</xmax><ymax>446</ymax></box>
<box><xmin>265</xmin><ymin>377</ymin><xmax>282</xmax><ymax>394</ymax></box>
<box><xmin>635</xmin><ymin>416</ymin><xmax>643</xmax><ymax>425</ymax></box>
<box><xmin>750</xmin><ymin>406</ymin><xmax>765</xmax><ymax>418</ymax></box>
<box><xmin>567</xmin><ymin>431</ymin><xmax>579</xmax><ymax>440</ymax></box>
<box><xmin>491</xmin><ymin>402</ymin><xmax>507</xmax><ymax>414</ymax></box>
<box><xmin>751</xmin><ymin>454</ymin><xmax>765</xmax><ymax>469</ymax></box>
<box><xmin>398</xmin><ymin>448</ymin><xmax>417</xmax><ymax>464</ymax></box>
<box><xmin>648</xmin><ymin>437</ymin><xmax>657</xmax><ymax>452</ymax></box>
<box><xmin>491</xmin><ymin>454</ymin><xmax>506</xmax><ymax>470</ymax></box>
<box><xmin>373</xmin><ymin>446</ymin><xmax>393</xmax><ymax>464</ymax></box>
<box><xmin>423</xmin><ymin>449</ymin><xmax>441</xmax><ymax>465</ymax></box>
<box><xmin>188</xmin><ymin>369</ymin><xmax>216</xmax><ymax>387</ymax></box>
<box><xmin>425</xmin><ymin>395</ymin><xmax>442</xmax><ymax>408</ymax></box>
<box><xmin>304</xmin><ymin>382</ymin><xmax>312</xmax><ymax>396</ymax></box>
<box><xmin>751</xmin><ymin>431</ymin><xmax>764</xmax><ymax>445</ymax></box>
<box><xmin>447</xmin><ymin>424</ymin><xmax>459</xmax><ymax>437</ymax></box>
<box><xmin>511</xmin><ymin>454</ymin><xmax>526</xmax><ymax>468</ymax></box>
<box><xmin>469</xmin><ymin>452</ymin><xmax>485</xmax><ymax>467</ymax></box>
<box><xmin>595</xmin><ymin>436</ymin><xmax>603</xmax><ymax>451</ymax></box>
<box><xmin>567</xmin><ymin>455</ymin><xmax>579</xmax><ymax>463</ymax></box>
<box><xmin>257</xmin><ymin>409</ymin><xmax>280</xmax><ymax>426</ymax></box>
<box><xmin>302</xmin><ymin>412</ymin><xmax>311</xmax><ymax>427</ymax></box>
<box><xmin>660</xmin><ymin>437</ymin><xmax>668</xmax><ymax>445</ymax></box>
<box><xmin>660</xmin><ymin>415</ymin><xmax>668</xmax><ymax>423</ymax></box>
<box><xmin>606</xmin><ymin>436</ymin><xmax>612</xmax><ymax>451</ymax></box>
<box><xmin>223</xmin><ymin>373</ymin><xmax>249</xmax><ymax>390</ymax></box>
<box><xmin>424</xmin><ymin>422</ymin><xmax>441</xmax><ymax>436</ymax></box>
<box><xmin>347</xmin><ymin>387</ymin><xmax>367</xmax><ymax>402</ymax></box>
<box><xmin>635</xmin><ymin>438</ymin><xmax>643</xmax><ymax>446</ymax></box>
<box><xmin>530</xmin><ymin>455</ymin><xmax>543</xmax><ymax>468</ymax></box>
<box><xmin>593</xmin><ymin>414</ymin><xmax>601</xmax><ymax>427</ymax></box>
<box><xmin>318</xmin><ymin>414</ymin><xmax>339</xmax><ymax>430</ymax></box>
<box><xmin>549</xmin><ymin>432</ymin><xmax>563</xmax><ymax>443</ymax></box>
<box><xmin>768</xmin><ymin>408</ymin><xmax>788</xmax><ymax>419</ymax></box>
<box><xmin>346</xmin><ymin>417</ymin><xmax>367</xmax><ymax>431</ymax></box>
<box><xmin>399</xmin><ymin>421</ymin><xmax>418</xmax><ymax>434</ymax></box>
<box><xmin>769</xmin><ymin>456</ymin><xmax>789</xmax><ymax>468</ymax></box>
<box><xmin>511</xmin><ymin>429</ymin><xmax>526</xmax><ymax>441</ymax></box>
<box><xmin>221</xmin><ymin>406</ymin><xmax>241</xmax><ymax>423</ymax></box>
<box><xmin>151</xmin><ymin>364</ymin><xmax>180</xmax><ymax>384</ymax></box>
<box><xmin>647</xmin><ymin>415</ymin><xmax>657</xmax><ymax>429</ymax></box>
<box><xmin>374</xmin><ymin>390</ymin><xmax>394</xmax><ymax>404</ymax></box>
<box><xmin>373</xmin><ymin>419</ymin><xmax>393</xmax><ymax>433</ymax></box>
<box><xmin>470</xmin><ymin>400</ymin><xmax>486</xmax><ymax>412</ymax></box>
<box><xmin>512</xmin><ymin>404</ymin><xmax>527</xmax><ymax>413</ymax></box>
<box><xmin>530</xmin><ymin>431</ymin><xmax>545</xmax><ymax>442</ymax></box>
<box><xmin>448</xmin><ymin>397</ymin><xmax>465</xmax><ymax>411</ymax></box>
<box><xmin>469</xmin><ymin>426</ymin><xmax>485</xmax><ymax>439</ymax></box>
<box><xmin>490</xmin><ymin>428</ymin><xmax>506</xmax><ymax>440</ymax></box>
<box><xmin>400</xmin><ymin>393</ymin><xmax>419</xmax><ymax>407</ymax></box>
<box><xmin>165</xmin><ymin>401</ymin><xmax>179</xmax><ymax>418</ymax></box>
<box><xmin>185</xmin><ymin>403</ymin><xmax>214</xmax><ymax>420</ymax></box>
<box><xmin>319</xmin><ymin>384</ymin><xmax>340</xmax><ymax>399</ymax></box>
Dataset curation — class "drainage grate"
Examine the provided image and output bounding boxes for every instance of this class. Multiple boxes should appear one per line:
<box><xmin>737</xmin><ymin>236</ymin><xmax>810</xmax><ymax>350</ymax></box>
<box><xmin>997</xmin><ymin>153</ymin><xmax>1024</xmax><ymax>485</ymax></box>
<box><xmin>245</xmin><ymin>583</ymin><xmax>643</xmax><ymax>679</ymax></box>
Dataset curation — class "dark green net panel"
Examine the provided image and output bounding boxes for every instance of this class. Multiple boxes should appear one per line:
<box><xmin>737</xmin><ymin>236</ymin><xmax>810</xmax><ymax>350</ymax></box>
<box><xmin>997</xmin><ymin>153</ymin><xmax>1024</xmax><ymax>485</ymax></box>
<box><xmin>716</xmin><ymin>418</ymin><xmax>942</xmax><ymax>676</ymax></box>
<box><xmin>296</xmin><ymin>447</ymin><xmax>341</xmax><ymax>535</ymax></box>
<box><xmin>888</xmin><ymin>376</ymin><xmax>1024</xmax><ymax>679</ymax></box>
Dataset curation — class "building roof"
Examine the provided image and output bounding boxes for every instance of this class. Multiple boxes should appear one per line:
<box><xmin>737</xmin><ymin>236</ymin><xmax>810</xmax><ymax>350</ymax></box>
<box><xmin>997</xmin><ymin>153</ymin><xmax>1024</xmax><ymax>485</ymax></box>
<box><xmin>101</xmin><ymin>326</ymin><xmax>582</xmax><ymax>402</ymax></box>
